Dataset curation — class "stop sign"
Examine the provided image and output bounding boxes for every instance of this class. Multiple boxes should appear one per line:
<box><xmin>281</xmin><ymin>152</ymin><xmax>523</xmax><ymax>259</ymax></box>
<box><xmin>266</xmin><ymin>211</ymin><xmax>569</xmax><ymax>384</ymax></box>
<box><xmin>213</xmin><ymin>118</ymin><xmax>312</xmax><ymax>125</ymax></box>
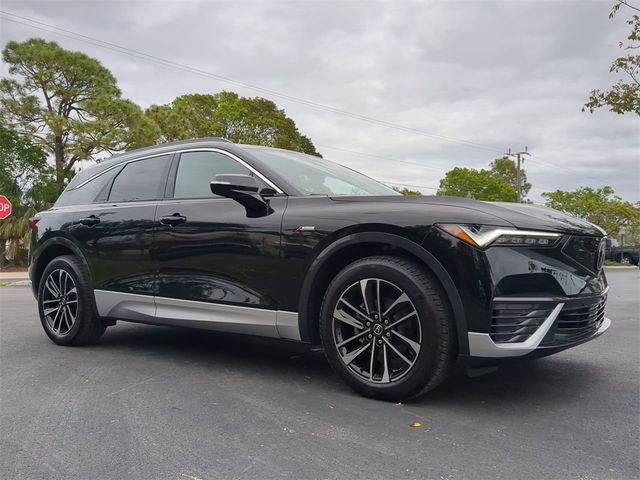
<box><xmin>0</xmin><ymin>195</ymin><xmax>12</xmax><ymax>220</ymax></box>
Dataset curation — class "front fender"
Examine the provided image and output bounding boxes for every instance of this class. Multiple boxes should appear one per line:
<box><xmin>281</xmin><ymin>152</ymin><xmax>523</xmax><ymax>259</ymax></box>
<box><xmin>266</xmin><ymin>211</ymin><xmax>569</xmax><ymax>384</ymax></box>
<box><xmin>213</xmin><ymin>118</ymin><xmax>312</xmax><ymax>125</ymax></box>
<box><xmin>296</xmin><ymin>231</ymin><xmax>469</xmax><ymax>355</ymax></box>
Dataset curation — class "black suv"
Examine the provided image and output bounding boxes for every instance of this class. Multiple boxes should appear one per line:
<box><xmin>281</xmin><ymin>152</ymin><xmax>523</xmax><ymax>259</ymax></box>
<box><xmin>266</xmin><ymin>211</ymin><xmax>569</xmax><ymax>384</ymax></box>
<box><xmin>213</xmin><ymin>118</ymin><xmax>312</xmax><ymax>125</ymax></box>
<box><xmin>29</xmin><ymin>138</ymin><xmax>611</xmax><ymax>400</ymax></box>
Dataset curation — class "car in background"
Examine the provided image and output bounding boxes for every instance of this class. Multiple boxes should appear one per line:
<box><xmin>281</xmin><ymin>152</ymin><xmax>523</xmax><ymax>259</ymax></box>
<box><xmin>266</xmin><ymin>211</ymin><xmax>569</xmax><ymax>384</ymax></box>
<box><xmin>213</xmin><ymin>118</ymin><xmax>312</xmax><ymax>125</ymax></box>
<box><xmin>28</xmin><ymin>138</ymin><xmax>611</xmax><ymax>400</ymax></box>
<box><xmin>605</xmin><ymin>238</ymin><xmax>639</xmax><ymax>265</ymax></box>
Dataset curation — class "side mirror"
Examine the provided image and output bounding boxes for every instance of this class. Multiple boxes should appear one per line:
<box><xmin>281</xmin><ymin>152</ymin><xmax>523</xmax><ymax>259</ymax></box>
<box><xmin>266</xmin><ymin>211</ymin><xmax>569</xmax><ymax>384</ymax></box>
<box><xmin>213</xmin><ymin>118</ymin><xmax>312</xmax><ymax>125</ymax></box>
<box><xmin>210</xmin><ymin>174</ymin><xmax>273</xmax><ymax>217</ymax></box>
<box><xmin>211</xmin><ymin>174</ymin><xmax>259</xmax><ymax>196</ymax></box>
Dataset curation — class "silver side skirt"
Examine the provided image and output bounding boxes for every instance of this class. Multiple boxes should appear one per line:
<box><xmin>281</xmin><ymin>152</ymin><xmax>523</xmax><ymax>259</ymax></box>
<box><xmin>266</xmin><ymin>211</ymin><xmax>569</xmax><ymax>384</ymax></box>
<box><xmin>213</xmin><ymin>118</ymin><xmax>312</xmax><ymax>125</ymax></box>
<box><xmin>94</xmin><ymin>290</ymin><xmax>301</xmax><ymax>341</ymax></box>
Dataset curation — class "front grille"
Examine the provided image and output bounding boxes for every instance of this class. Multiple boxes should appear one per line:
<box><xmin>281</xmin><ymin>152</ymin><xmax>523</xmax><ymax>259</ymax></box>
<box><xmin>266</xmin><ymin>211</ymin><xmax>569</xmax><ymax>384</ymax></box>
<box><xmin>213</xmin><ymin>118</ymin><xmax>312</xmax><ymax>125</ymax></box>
<box><xmin>550</xmin><ymin>295</ymin><xmax>607</xmax><ymax>345</ymax></box>
<box><xmin>490</xmin><ymin>303</ymin><xmax>554</xmax><ymax>343</ymax></box>
<box><xmin>563</xmin><ymin>236</ymin><xmax>605</xmax><ymax>273</ymax></box>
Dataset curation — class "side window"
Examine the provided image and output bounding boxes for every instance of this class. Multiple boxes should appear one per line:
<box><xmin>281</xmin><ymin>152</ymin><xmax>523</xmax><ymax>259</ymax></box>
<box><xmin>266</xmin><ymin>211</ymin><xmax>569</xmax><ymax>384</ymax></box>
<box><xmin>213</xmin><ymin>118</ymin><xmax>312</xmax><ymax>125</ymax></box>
<box><xmin>173</xmin><ymin>151</ymin><xmax>266</xmax><ymax>198</ymax></box>
<box><xmin>55</xmin><ymin>167</ymin><xmax>119</xmax><ymax>207</ymax></box>
<box><xmin>108</xmin><ymin>155</ymin><xmax>171</xmax><ymax>202</ymax></box>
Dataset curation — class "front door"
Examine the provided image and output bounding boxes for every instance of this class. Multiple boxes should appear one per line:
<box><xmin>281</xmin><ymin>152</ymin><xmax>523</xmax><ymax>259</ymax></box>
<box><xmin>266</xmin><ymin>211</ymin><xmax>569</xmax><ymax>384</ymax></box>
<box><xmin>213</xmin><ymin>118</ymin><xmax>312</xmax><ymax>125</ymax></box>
<box><xmin>153</xmin><ymin>149</ymin><xmax>289</xmax><ymax>337</ymax></box>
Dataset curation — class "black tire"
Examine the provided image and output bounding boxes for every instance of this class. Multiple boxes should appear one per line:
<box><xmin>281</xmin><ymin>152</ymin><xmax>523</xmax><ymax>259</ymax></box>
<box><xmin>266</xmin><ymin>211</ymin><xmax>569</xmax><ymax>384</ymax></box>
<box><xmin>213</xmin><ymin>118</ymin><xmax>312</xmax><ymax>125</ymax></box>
<box><xmin>319</xmin><ymin>255</ymin><xmax>455</xmax><ymax>401</ymax></box>
<box><xmin>621</xmin><ymin>254</ymin><xmax>633</xmax><ymax>265</ymax></box>
<box><xmin>37</xmin><ymin>255</ymin><xmax>106</xmax><ymax>346</ymax></box>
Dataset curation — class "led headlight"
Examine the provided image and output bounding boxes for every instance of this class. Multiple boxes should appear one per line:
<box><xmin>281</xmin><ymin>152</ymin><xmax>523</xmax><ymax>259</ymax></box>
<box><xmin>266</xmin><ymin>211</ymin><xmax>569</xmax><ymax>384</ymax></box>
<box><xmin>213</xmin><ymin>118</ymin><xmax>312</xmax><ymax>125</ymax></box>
<box><xmin>438</xmin><ymin>224</ymin><xmax>561</xmax><ymax>248</ymax></box>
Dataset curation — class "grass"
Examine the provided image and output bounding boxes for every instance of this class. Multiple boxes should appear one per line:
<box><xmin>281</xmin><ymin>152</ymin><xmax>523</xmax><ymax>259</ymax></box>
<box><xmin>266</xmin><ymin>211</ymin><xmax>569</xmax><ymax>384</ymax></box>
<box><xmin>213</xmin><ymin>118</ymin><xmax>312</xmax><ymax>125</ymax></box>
<box><xmin>604</xmin><ymin>260</ymin><xmax>635</xmax><ymax>267</ymax></box>
<box><xmin>0</xmin><ymin>281</ymin><xmax>13</xmax><ymax>287</ymax></box>
<box><xmin>0</xmin><ymin>265</ymin><xmax>28</xmax><ymax>273</ymax></box>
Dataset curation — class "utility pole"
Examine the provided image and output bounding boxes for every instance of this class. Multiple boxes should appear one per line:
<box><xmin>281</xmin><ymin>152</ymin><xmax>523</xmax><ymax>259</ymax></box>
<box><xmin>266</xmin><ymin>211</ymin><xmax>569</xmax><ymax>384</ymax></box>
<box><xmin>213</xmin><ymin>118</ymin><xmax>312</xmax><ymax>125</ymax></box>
<box><xmin>505</xmin><ymin>147</ymin><xmax>530</xmax><ymax>203</ymax></box>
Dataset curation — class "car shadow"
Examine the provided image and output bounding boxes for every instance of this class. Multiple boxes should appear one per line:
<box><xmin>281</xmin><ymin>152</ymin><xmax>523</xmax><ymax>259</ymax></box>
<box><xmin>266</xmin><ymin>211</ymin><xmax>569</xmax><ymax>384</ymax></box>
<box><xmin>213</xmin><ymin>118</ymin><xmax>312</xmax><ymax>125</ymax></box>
<box><xmin>98</xmin><ymin>322</ymin><xmax>336</xmax><ymax>381</ymax></box>
<box><xmin>97</xmin><ymin>322</ymin><xmax>608</xmax><ymax>408</ymax></box>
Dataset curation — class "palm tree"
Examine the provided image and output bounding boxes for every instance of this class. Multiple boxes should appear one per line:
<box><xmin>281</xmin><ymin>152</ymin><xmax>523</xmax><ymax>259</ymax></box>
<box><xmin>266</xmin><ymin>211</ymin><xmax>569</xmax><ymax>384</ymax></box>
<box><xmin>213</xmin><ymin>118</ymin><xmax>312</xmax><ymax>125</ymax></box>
<box><xmin>0</xmin><ymin>205</ymin><xmax>37</xmax><ymax>264</ymax></box>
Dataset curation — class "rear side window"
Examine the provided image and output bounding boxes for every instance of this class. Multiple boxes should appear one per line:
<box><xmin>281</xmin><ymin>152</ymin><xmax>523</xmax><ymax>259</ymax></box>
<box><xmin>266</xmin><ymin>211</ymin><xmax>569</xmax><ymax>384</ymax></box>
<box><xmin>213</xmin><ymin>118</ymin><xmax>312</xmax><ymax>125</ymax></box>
<box><xmin>173</xmin><ymin>151</ymin><xmax>263</xmax><ymax>198</ymax></box>
<box><xmin>108</xmin><ymin>155</ymin><xmax>171</xmax><ymax>202</ymax></box>
<box><xmin>55</xmin><ymin>167</ymin><xmax>119</xmax><ymax>207</ymax></box>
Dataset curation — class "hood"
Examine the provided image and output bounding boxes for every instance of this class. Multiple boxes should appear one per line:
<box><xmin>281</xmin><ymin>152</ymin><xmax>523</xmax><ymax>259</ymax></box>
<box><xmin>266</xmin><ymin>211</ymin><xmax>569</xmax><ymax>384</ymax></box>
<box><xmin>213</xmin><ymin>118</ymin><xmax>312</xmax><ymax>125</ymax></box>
<box><xmin>329</xmin><ymin>195</ymin><xmax>605</xmax><ymax>237</ymax></box>
<box><xmin>484</xmin><ymin>201</ymin><xmax>605</xmax><ymax>236</ymax></box>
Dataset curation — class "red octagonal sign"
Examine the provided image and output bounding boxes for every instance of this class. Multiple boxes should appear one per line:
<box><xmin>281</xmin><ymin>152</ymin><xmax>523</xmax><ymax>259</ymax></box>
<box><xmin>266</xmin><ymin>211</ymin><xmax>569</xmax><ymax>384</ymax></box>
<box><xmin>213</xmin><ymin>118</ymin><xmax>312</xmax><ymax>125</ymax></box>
<box><xmin>0</xmin><ymin>195</ymin><xmax>12</xmax><ymax>220</ymax></box>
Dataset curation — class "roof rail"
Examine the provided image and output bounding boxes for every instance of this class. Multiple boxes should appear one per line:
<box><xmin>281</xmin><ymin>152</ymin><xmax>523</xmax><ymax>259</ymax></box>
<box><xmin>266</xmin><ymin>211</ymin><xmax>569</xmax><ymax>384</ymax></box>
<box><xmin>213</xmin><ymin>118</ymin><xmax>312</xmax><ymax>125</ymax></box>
<box><xmin>98</xmin><ymin>137</ymin><xmax>235</xmax><ymax>163</ymax></box>
<box><xmin>187</xmin><ymin>137</ymin><xmax>233</xmax><ymax>144</ymax></box>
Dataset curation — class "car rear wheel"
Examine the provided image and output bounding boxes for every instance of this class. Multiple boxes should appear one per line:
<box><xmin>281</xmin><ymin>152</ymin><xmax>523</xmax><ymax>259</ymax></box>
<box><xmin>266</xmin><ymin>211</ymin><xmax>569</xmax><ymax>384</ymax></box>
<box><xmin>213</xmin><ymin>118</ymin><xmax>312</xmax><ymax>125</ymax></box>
<box><xmin>320</xmin><ymin>256</ymin><xmax>455</xmax><ymax>400</ymax></box>
<box><xmin>37</xmin><ymin>255</ymin><xmax>106</xmax><ymax>346</ymax></box>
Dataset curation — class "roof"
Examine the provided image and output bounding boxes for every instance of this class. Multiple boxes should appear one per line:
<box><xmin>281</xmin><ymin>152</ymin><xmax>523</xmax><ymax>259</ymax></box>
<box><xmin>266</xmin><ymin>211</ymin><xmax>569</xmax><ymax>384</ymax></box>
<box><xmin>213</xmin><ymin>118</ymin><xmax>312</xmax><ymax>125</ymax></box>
<box><xmin>66</xmin><ymin>137</ymin><xmax>234</xmax><ymax>189</ymax></box>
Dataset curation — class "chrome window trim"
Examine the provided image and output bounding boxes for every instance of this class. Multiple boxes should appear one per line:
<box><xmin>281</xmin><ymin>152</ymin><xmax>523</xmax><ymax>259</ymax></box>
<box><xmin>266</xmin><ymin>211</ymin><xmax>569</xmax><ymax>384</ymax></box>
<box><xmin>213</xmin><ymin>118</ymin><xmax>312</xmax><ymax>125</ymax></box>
<box><xmin>73</xmin><ymin>152</ymin><xmax>172</xmax><ymax>190</ymax></box>
<box><xmin>75</xmin><ymin>147</ymin><xmax>284</xmax><ymax>194</ymax></box>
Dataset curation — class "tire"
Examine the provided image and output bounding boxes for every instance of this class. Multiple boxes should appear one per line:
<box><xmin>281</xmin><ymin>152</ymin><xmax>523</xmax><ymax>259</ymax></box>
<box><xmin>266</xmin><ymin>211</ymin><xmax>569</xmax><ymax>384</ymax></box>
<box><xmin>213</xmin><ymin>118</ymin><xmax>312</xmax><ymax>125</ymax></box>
<box><xmin>621</xmin><ymin>254</ymin><xmax>632</xmax><ymax>265</ymax></box>
<box><xmin>319</xmin><ymin>255</ymin><xmax>455</xmax><ymax>401</ymax></box>
<box><xmin>37</xmin><ymin>255</ymin><xmax>106</xmax><ymax>346</ymax></box>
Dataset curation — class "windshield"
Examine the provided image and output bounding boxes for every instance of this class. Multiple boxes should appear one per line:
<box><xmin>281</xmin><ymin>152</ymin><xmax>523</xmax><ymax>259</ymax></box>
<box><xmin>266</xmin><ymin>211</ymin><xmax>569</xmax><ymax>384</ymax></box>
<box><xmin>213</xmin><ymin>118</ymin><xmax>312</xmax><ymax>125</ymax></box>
<box><xmin>247</xmin><ymin>147</ymin><xmax>400</xmax><ymax>196</ymax></box>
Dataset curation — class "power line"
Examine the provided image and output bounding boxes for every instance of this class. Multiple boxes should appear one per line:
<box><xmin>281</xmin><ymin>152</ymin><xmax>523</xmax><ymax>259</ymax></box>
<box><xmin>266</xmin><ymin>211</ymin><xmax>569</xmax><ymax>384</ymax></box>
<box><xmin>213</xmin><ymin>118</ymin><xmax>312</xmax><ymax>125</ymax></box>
<box><xmin>0</xmin><ymin>11</ymin><xmax>506</xmax><ymax>154</ymax></box>
<box><xmin>525</xmin><ymin>155</ymin><xmax>620</xmax><ymax>187</ymax></box>
<box><xmin>0</xmin><ymin>11</ymin><xmax>625</xmax><ymax>191</ymax></box>
<box><xmin>316</xmin><ymin>145</ymin><xmax>446</xmax><ymax>172</ymax></box>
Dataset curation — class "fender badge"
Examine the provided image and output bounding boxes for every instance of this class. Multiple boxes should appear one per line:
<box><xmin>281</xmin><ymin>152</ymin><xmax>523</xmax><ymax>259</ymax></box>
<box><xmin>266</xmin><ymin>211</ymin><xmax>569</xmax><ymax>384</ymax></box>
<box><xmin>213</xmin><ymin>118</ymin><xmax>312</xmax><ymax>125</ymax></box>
<box><xmin>295</xmin><ymin>226</ymin><xmax>316</xmax><ymax>233</ymax></box>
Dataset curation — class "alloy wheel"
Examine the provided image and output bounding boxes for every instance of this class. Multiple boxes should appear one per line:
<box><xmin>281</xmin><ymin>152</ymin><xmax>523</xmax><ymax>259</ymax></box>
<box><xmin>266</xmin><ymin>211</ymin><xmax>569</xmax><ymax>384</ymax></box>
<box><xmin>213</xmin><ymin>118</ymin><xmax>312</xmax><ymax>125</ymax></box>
<box><xmin>332</xmin><ymin>278</ymin><xmax>422</xmax><ymax>383</ymax></box>
<box><xmin>41</xmin><ymin>269</ymin><xmax>78</xmax><ymax>336</ymax></box>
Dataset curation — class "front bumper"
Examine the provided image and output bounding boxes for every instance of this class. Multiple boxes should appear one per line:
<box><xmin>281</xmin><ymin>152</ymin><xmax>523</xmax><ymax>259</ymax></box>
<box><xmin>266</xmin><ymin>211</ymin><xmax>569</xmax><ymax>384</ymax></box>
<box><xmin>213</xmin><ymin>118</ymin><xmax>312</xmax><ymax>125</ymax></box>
<box><xmin>468</xmin><ymin>311</ymin><xmax>610</xmax><ymax>358</ymax></box>
<box><xmin>423</xmin><ymin>228</ymin><xmax>610</xmax><ymax>364</ymax></box>
<box><xmin>468</xmin><ymin>289</ymin><xmax>610</xmax><ymax>358</ymax></box>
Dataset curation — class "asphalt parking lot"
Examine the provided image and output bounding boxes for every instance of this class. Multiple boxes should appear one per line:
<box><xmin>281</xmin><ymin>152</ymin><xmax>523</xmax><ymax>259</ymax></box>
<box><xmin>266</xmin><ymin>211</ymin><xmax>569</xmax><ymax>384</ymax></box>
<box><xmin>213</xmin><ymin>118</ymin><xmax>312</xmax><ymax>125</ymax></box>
<box><xmin>0</xmin><ymin>268</ymin><xmax>638</xmax><ymax>480</ymax></box>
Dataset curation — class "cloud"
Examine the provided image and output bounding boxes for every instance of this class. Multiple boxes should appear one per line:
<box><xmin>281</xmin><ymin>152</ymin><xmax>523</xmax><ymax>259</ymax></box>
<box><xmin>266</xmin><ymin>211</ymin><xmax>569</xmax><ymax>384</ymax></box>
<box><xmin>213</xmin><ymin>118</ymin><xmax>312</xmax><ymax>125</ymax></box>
<box><xmin>1</xmin><ymin>0</ymin><xmax>638</xmax><ymax>201</ymax></box>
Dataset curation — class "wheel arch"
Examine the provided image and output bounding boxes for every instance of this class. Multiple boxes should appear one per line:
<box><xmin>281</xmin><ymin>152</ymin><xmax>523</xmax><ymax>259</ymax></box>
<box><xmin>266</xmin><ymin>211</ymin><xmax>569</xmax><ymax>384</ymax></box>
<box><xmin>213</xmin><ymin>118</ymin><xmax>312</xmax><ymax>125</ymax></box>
<box><xmin>297</xmin><ymin>231</ymin><xmax>469</xmax><ymax>355</ymax></box>
<box><xmin>31</xmin><ymin>237</ymin><xmax>91</xmax><ymax>296</ymax></box>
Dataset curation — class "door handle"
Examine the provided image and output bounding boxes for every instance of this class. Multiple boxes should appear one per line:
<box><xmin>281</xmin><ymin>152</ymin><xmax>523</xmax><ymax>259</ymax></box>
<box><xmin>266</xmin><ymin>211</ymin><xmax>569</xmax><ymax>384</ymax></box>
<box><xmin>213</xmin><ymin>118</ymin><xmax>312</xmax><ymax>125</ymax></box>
<box><xmin>160</xmin><ymin>213</ymin><xmax>187</xmax><ymax>226</ymax></box>
<box><xmin>79</xmin><ymin>215</ymin><xmax>100</xmax><ymax>226</ymax></box>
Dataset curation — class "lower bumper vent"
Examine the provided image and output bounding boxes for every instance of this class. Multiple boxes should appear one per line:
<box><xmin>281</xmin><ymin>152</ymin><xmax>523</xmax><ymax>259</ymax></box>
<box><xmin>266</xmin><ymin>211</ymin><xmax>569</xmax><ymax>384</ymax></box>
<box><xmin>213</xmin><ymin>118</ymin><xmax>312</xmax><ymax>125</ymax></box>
<box><xmin>549</xmin><ymin>295</ymin><xmax>607</xmax><ymax>345</ymax></box>
<box><xmin>490</xmin><ymin>303</ymin><xmax>554</xmax><ymax>344</ymax></box>
<box><xmin>491</xmin><ymin>294</ymin><xmax>607</xmax><ymax>346</ymax></box>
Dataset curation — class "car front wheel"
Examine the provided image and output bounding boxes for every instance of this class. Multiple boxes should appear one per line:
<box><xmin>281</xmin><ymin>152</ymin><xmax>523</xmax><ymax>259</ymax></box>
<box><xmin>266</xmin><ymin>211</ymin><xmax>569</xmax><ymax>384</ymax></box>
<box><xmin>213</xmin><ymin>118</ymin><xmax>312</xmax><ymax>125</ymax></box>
<box><xmin>320</xmin><ymin>256</ymin><xmax>455</xmax><ymax>400</ymax></box>
<box><xmin>37</xmin><ymin>255</ymin><xmax>106</xmax><ymax>346</ymax></box>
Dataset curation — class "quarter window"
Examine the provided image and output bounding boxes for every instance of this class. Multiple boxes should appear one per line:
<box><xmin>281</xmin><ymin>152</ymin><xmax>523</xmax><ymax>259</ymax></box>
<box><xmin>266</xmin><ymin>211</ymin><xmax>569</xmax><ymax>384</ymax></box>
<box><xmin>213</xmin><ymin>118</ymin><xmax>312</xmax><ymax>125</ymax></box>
<box><xmin>54</xmin><ymin>167</ymin><xmax>119</xmax><ymax>207</ymax></box>
<box><xmin>173</xmin><ymin>151</ymin><xmax>265</xmax><ymax>198</ymax></box>
<box><xmin>108</xmin><ymin>155</ymin><xmax>171</xmax><ymax>202</ymax></box>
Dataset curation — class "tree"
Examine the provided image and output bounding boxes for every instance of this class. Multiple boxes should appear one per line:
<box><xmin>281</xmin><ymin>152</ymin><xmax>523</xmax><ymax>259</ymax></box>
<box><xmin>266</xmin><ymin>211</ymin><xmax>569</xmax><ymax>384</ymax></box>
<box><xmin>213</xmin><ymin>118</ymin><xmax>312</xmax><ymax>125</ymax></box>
<box><xmin>0</xmin><ymin>38</ymin><xmax>159</xmax><ymax>192</ymax></box>
<box><xmin>437</xmin><ymin>157</ymin><xmax>529</xmax><ymax>202</ymax></box>
<box><xmin>146</xmin><ymin>92</ymin><xmax>319</xmax><ymax>155</ymax></box>
<box><xmin>542</xmin><ymin>186</ymin><xmax>640</xmax><ymax>238</ymax></box>
<box><xmin>0</xmin><ymin>127</ymin><xmax>56</xmax><ymax>265</ymax></box>
<box><xmin>438</xmin><ymin>167</ymin><xmax>517</xmax><ymax>201</ymax></box>
<box><xmin>392</xmin><ymin>186</ymin><xmax>422</xmax><ymax>196</ymax></box>
<box><xmin>0</xmin><ymin>127</ymin><xmax>51</xmax><ymax>199</ymax></box>
<box><xmin>490</xmin><ymin>156</ymin><xmax>531</xmax><ymax>198</ymax></box>
<box><xmin>584</xmin><ymin>1</ymin><xmax>640</xmax><ymax>115</ymax></box>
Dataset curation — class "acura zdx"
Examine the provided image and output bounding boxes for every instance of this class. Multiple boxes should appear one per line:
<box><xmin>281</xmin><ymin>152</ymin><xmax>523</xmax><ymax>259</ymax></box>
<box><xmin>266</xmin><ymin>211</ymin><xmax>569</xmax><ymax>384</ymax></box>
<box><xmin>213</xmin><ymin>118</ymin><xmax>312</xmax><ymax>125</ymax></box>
<box><xmin>29</xmin><ymin>138</ymin><xmax>611</xmax><ymax>400</ymax></box>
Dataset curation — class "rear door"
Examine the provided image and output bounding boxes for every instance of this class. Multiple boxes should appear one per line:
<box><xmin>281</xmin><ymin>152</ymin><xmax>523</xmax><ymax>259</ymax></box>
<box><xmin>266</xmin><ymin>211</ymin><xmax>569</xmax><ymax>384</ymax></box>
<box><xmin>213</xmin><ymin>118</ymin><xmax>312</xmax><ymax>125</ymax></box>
<box><xmin>153</xmin><ymin>149</ymin><xmax>290</xmax><ymax>337</ymax></box>
<box><xmin>69</xmin><ymin>154</ymin><xmax>172</xmax><ymax>304</ymax></box>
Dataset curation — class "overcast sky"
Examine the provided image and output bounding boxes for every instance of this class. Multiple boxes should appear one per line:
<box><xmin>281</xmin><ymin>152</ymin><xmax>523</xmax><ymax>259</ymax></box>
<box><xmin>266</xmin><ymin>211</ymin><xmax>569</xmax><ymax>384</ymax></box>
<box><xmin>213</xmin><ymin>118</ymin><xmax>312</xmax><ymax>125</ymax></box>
<box><xmin>1</xmin><ymin>0</ymin><xmax>638</xmax><ymax>202</ymax></box>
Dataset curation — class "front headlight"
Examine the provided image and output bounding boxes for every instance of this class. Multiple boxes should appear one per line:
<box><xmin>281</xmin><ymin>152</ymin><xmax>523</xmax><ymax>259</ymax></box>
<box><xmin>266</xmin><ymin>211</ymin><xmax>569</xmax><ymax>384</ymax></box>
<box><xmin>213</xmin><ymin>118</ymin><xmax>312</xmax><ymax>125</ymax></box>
<box><xmin>438</xmin><ymin>224</ymin><xmax>561</xmax><ymax>248</ymax></box>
